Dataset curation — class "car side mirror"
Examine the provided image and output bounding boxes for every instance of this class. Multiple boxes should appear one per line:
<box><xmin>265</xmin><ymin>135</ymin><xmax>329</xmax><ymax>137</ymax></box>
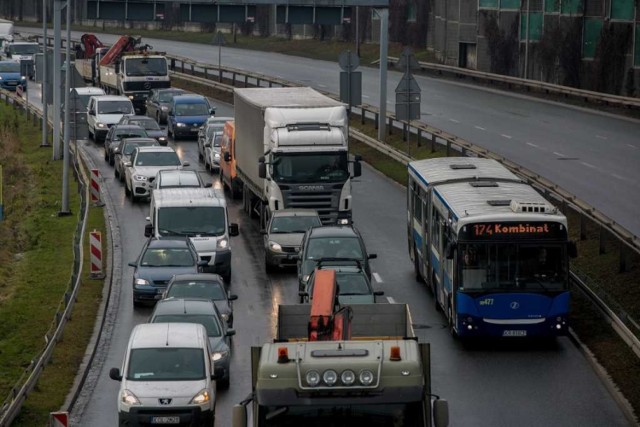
<box><xmin>258</xmin><ymin>157</ymin><xmax>266</xmax><ymax>179</ymax></box>
<box><xmin>229</xmin><ymin>223</ymin><xmax>239</xmax><ymax>236</ymax></box>
<box><xmin>226</xmin><ymin>329</ymin><xmax>236</xmax><ymax>337</ymax></box>
<box><xmin>204</xmin><ymin>143</ymin><xmax>210</xmax><ymax>147</ymax></box>
<box><xmin>109</xmin><ymin>367</ymin><xmax>122</xmax><ymax>381</ymax></box>
<box><xmin>368</xmin><ymin>253</ymin><xmax>377</xmax><ymax>260</ymax></box>
<box><xmin>88</xmin><ymin>109</ymin><xmax>95</xmax><ymax>115</ymax></box>
<box><xmin>212</xmin><ymin>366</ymin><xmax>225</xmax><ymax>381</ymax></box>
<box><xmin>228</xmin><ymin>294</ymin><xmax>238</xmax><ymax>301</ymax></box>
<box><xmin>144</xmin><ymin>223</ymin><xmax>152</xmax><ymax>237</ymax></box>
<box><xmin>204</xmin><ymin>182</ymin><xmax>212</xmax><ymax>188</ymax></box>
<box><xmin>223</xmin><ymin>152</ymin><xmax>231</xmax><ymax>162</ymax></box>
<box><xmin>127</xmin><ymin>261</ymin><xmax>137</xmax><ymax>267</ymax></box>
<box><xmin>209</xmin><ymin>108</ymin><xmax>216</xmax><ymax>116</ymax></box>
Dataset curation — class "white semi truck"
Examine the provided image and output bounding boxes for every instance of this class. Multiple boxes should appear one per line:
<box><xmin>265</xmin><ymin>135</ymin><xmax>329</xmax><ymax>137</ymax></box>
<box><xmin>233</xmin><ymin>87</ymin><xmax>362</xmax><ymax>228</ymax></box>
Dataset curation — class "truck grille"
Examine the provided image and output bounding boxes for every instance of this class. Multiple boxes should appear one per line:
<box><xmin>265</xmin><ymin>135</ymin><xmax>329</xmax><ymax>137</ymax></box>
<box><xmin>280</xmin><ymin>183</ymin><xmax>343</xmax><ymax>224</ymax></box>
<box><xmin>123</xmin><ymin>81</ymin><xmax>171</xmax><ymax>91</ymax></box>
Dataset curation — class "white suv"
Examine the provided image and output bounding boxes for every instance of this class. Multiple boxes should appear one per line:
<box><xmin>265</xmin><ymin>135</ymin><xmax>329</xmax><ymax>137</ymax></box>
<box><xmin>86</xmin><ymin>95</ymin><xmax>134</xmax><ymax>142</ymax></box>
<box><xmin>109</xmin><ymin>322</ymin><xmax>221</xmax><ymax>426</ymax></box>
<box><xmin>124</xmin><ymin>146</ymin><xmax>189</xmax><ymax>202</ymax></box>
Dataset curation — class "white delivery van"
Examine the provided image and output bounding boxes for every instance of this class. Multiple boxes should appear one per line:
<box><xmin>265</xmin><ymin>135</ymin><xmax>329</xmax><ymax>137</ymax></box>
<box><xmin>145</xmin><ymin>187</ymin><xmax>239</xmax><ymax>282</ymax></box>
<box><xmin>86</xmin><ymin>94</ymin><xmax>135</xmax><ymax>142</ymax></box>
<box><xmin>109</xmin><ymin>322</ymin><xmax>222</xmax><ymax>426</ymax></box>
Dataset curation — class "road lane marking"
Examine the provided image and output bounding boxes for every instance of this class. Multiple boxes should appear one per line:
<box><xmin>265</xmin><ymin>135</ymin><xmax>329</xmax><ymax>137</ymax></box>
<box><xmin>387</xmin><ymin>296</ymin><xmax>397</xmax><ymax>304</ymax></box>
<box><xmin>553</xmin><ymin>151</ymin><xmax>566</xmax><ymax>157</ymax></box>
<box><xmin>501</xmin><ymin>134</ymin><xmax>512</xmax><ymax>139</ymax></box>
<box><xmin>581</xmin><ymin>162</ymin><xmax>596</xmax><ymax>169</ymax></box>
<box><xmin>611</xmin><ymin>173</ymin><xmax>626</xmax><ymax>180</ymax></box>
<box><xmin>474</xmin><ymin>126</ymin><xmax>486</xmax><ymax>130</ymax></box>
<box><xmin>372</xmin><ymin>272</ymin><xmax>382</xmax><ymax>283</ymax></box>
<box><xmin>362</xmin><ymin>94</ymin><xmax>370</xmax><ymax>98</ymax></box>
<box><xmin>449</xmin><ymin>118</ymin><xmax>460</xmax><ymax>123</ymax></box>
<box><xmin>595</xmin><ymin>135</ymin><xmax>607</xmax><ymax>140</ymax></box>
<box><xmin>317</xmin><ymin>84</ymin><xmax>327</xmax><ymax>88</ymax></box>
<box><xmin>526</xmin><ymin>142</ymin><xmax>539</xmax><ymax>148</ymax></box>
<box><xmin>627</xmin><ymin>144</ymin><xmax>638</xmax><ymax>149</ymax></box>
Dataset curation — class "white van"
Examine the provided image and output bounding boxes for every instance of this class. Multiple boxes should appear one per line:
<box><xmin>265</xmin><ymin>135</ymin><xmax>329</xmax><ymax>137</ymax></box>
<box><xmin>109</xmin><ymin>322</ymin><xmax>221</xmax><ymax>425</ymax></box>
<box><xmin>145</xmin><ymin>188</ymin><xmax>239</xmax><ymax>282</ymax></box>
<box><xmin>86</xmin><ymin>94</ymin><xmax>135</xmax><ymax>142</ymax></box>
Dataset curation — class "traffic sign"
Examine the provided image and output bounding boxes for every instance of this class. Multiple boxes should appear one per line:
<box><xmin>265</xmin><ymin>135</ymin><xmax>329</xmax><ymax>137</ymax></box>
<box><xmin>340</xmin><ymin>71</ymin><xmax>362</xmax><ymax>106</ymax></box>
<box><xmin>395</xmin><ymin>74</ymin><xmax>421</xmax><ymax>94</ymax></box>
<box><xmin>396</xmin><ymin>47</ymin><xmax>420</xmax><ymax>70</ymax></box>
<box><xmin>339</xmin><ymin>50</ymin><xmax>359</xmax><ymax>72</ymax></box>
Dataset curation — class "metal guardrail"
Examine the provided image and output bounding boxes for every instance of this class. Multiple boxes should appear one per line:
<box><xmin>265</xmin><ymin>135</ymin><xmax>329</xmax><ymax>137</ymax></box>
<box><xmin>380</xmin><ymin>56</ymin><xmax>640</xmax><ymax>110</ymax></box>
<box><xmin>0</xmin><ymin>89</ymin><xmax>91</xmax><ymax>427</ymax></box>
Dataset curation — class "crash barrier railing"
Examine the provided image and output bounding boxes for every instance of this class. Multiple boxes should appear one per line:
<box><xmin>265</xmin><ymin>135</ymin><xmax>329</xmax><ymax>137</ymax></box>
<box><xmin>377</xmin><ymin>56</ymin><xmax>640</xmax><ymax>111</ymax></box>
<box><xmin>0</xmin><ymin>88</ymin><xmax>92</xmax><ymax>427</ymax></box>
<box><xmin>168</xmin><ymin>67</ymin><xmax>640</xmax><ymax>358</ymax></box>
<box><xmin>30</xmin><ymin>32</ymin><xmax>640</xmax><ymax>341</ymax></box>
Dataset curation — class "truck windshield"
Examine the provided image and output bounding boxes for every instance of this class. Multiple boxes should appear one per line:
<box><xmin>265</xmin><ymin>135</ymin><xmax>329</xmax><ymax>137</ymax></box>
<box><xmin>272</xmin><ymin>152</ymin><xmax>349</xmax><ymax>184</ymax></box>
<box><xmin>9</xmin><ymin>44</ymin><xmax>39</xmax><ymax>54</ymax></box>
<box><xmin>125</xmin><ymin>57</ymin><xmax>167</xmax><ymax>76</ymax></box>
<box><xmin>259</xmin><ymin>403</ymin><xmax>424</xmax><ymax>426</ymax></box>
<box><xmin>458</xmin><ymin>243</ymin><xmax>567</xmax><ymax>292</ymax></box>
<box><xmin>127</xmin><ymin>348</ymin><xmax>205</xmax><ymax>381</ymax></box>
<box><xmin>158</xmin><ymin>206</ymin><xmax>226</xmax><ymax>237</ymax></box>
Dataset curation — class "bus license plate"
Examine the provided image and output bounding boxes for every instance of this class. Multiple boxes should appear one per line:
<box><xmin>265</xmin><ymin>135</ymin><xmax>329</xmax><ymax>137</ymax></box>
<box><xmin>151</xmin><ymin>416</ymin><xmax>180</xmax><ymax>424</ymax></box>
<box><xmin>503</xmin><ymin>330</ymin><xmax>527</xmax><ymax>337</ymax></box>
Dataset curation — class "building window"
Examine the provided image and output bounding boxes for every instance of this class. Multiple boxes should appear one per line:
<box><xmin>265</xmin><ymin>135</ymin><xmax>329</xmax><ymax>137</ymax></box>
<box><xmin>520</xmin><ymin>12</ymin><xmax>543</xmax><ymax>41</ymax></box>
<box><xmin>500</xmin><ymin>0</ymin><xmax>520</xmax><ymax>10</ymax></box>
<box><xmin>407</xmin><ymin>1</ymin><xmax>417</xmax><ymax>22</ymax></box>
<box><xmin>479</xmin><ymin>0</ymin><xmax>499</xmax><ymax>8</ymax></box>
<box><xmin>610</xmin><ymin>0</ymin><xmax>634</xmax><ymax>20</ymax></box>
<box><xmin>561</xmin><ymin>0</ymin><xmax>582</xmax><ymax>15</ymax></box>
<box><xmin>545</xmin><ymin>0</ymin><xmax>560</xmax><ymax>13</ymax></box>
<box><xmin>583</xmin><ymin>18</ymin><xmax>603</xmax><ymax>59</ymax></box>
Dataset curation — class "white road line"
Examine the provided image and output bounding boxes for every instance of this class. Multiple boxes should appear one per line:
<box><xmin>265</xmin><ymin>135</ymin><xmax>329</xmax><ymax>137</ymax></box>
<box><xmin>526</xmin><ymin>142</ymin><xmax>539</xmax><ymax>148</ymax></box>
<box><xmin>595</xmin><ymin>135</ymin><xmax>607</xmax><ymax>140</ymax></box>
<box><xmin>449</xmin><ymin>119</ymin><xmax>460</xmax><ymax>123</ymax></box>
<box><xmin>581</xmin><ymin>162</ymin><xmax>597</xmax><ymax>169</ymax></box>
<box><xmin>627</xmin><ymin>144</ymin><xmax>638</xmax><ymax>149</ymax></box>
<box><xmin>386</xmin><ymin>296</ymin><xmax>397</xmax><ymax>304</ymax></box>
<box><xmin>611</xmin><ymin>173</ymin><xmax>626</xmax><ymax>180</ymax></box>
<box><xmin>372</xmin><ymin>272</ymin><xmax>383</xmax><ymax>283</ymax></box>
<box><xmin>474</xmin><ymin>126</ymin><xmax>486</xmax><ymax>130</ymax></box>
<box><xmin>501</xmin><ymin>134</ymin><xmax>512</xmax><ymax>139</ymax></box>
<box><xmin>553</xmin><ymin>151</ymin><xmax>566</xmax><ymax>157</ymax></box>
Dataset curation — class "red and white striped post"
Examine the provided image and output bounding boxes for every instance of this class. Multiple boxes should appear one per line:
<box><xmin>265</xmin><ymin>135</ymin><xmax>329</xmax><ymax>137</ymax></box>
<box><xmin>49</xmin><ymin>411</ymin><xmax>68</xmax><ymax>427</ymax></box>
<box><xmin>90</xmin><ymin>230</ymin><xmax>104</xmax><ymax>279</ymax></box>
<box><xmin>90</xmin><ymin>169</ymin><xmax>102</xmax><ymax>205</ymax></box>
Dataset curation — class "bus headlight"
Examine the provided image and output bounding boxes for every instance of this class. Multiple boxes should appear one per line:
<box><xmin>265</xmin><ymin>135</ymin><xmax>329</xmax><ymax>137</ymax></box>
<box><xmin>359</xmin><ymin>370</ymin><xmax>374</xmax><ymax>386</ymax></box>
<box><xmin>305</xmin><ymin>370</ymin><xmax>321</xmax><ymax>387</ymax></box>
<box><xmin>341</xmin><ymin>370</ymin><xmax>356</xmax><ymax>385</ymax></box>
<box><xmin>322</xmin><ymin>370</ymin><xmax>338</xmax><ymax>386</ymax></box>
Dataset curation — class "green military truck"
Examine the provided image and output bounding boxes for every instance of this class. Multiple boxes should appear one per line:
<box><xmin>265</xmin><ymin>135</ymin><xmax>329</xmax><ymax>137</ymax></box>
<box><xmin>232</xmin><ymin>303</ymin><xmax>449</xmax><ymax>427</ymax></box>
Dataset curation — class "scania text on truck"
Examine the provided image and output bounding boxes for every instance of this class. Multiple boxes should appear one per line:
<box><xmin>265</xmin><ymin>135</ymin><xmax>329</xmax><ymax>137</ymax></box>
<box><xmin>233</xmin><ymin>87</ymin><xmax>362</xmax><ymax>228</ymax></box>
<box><xmin>231</xmin><ymin>301</ymin><xmax>449</xmax><ymax>427</ymax></box>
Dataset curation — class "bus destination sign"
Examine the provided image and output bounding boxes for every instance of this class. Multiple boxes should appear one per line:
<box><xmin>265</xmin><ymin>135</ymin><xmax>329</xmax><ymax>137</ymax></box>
<box><xmin>460</xmin><ymin>222</ymin><xmax>567</xmax><ymax>240</ymax></box>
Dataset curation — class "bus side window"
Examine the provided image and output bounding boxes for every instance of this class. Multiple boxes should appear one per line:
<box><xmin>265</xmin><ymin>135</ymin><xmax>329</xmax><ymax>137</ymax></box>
<box><xmin>413</xmin><ymin>185</ymin><xmax>422</xmax><ymax>222</ymax></box>
<box><xmin>431</xmin><ymin>207</ymin><xmax>442</xmax><ymax>254</ymax></box>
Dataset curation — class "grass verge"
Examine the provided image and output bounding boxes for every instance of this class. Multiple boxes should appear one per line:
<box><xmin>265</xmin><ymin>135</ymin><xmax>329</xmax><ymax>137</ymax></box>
<box><xmin>0</xmin><ymin>102</ymin><xmax>106</xmax><ymax>426</ymax></box>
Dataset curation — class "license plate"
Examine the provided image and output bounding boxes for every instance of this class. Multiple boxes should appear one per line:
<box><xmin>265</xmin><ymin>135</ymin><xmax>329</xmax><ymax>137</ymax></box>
<box><xmin>503</xmin><ymin>330</ymin><xmax>527</xmax><ymax>337</ymax></box>
<box><xmin>151</xmin><ymin>416</ymin><xmax>180</xmax><ymax>424</ymax></box>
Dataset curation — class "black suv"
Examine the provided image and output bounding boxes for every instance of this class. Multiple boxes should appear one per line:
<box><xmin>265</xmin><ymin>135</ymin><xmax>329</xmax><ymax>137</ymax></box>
<box><xmin>297</xmin><ymin>225</ymin><xmax>377</xmax><ymax>293</ymax></box>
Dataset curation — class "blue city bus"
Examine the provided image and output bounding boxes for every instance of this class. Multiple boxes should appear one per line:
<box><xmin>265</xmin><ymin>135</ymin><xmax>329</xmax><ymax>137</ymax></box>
<box><xmin>407</xmin><ymin>158</ymin><xmax>576</xmax><ymax>338</ymax></box>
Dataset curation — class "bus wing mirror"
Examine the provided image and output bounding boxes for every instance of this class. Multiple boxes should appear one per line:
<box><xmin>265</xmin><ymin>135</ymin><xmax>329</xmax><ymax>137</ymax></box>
<box><xmin>568</xmin><ymin>241</ymin><xmax>578</xmax><ymax>258</ymax></box>
<box><xmin>223</xmin><ymin>152</ymin><xmax>231</xmax><ymax>162</ymax></box>
<box><xmin>445</xmin><ymin>243</ymin><xmax>456</xmax><ymax>259</ymax></box>
<box><xmin>433</xmin><ymin>399</ymin><xmax>449</xmax><ymax>427</ymax></box>
<box><xmin>144</xmin><ymin>223</ymin><xmax>153</xmax><ymax>237</ymax></box>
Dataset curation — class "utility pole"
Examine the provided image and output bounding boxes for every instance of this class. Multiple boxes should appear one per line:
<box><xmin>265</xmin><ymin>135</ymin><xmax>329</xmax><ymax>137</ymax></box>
<box><xmin>41</xmin><ymin>0</ymin><xmax>50</xmax><ymax>147</ymax></box>
<box><xmin>52</xmin><ymin>0</ymin><xmax>62</xmax><ymax>160</ymax></box>
<box><xmin>60</xmin><ymin>0</ymin><xmax>72</xmax><ymax>216</ymax></box>
<box><xmin>376</xmin><ymin>8</ymin><xmax>388</xmax><ymax>141</ymax></box>
<box><xmin>524</xmin><ymin>0</ymin><xmax>530</xmax><ymax>79</ymax></box>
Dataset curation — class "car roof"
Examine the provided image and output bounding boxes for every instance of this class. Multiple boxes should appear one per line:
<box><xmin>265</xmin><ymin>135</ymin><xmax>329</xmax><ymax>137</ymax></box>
<box><xmin>91</xmin><ymin>95</ymin><xmax>132</xmax><ymax>102</ymax></box>
<box><xmin>124</xmin><ymin>115</ymin><xmax>154</xmax><ymax>121</ymax></box>
<box><xmin>205</xmin><ymin>116</ymin><xmax>233</xmax><ymax>124</ymax></box>
<box><xmin>146</xmin><ymin>238</ymin><xmax>191</xmax><ymax>249</ymax></box>
<box><xmin>135</xmin><ymin>146</ymin><xmax>176</xmax><ymax>153</ymax></box>
<box><xmin>170</xmin><ymin>273</ymin><xmax>225</xmax><ymax>283</ymax></box>
<box><xmin>122</xmin><ymin>137</ymin><xmax>158</xmax><ymax>144</ymax></box>
<box><xmin>307</xmin><ymin>225</ymin><xmax>360</xmax><ymax>238</ymax></box>
<box><xmin>154</xmin><ymin>88</ymin><xmax>185</xmax><ymax>94</ymax></box>
<box><xmin>153</xmin><ymin>298</ymin><xmax>220</xmax><ymax>316</ymax></box>
<box><xmin>8</xmin><ymin>41</ymin><xmax>38</xmax><ymax>45</ymax></box>
<box><xmin>129</xmin><ymin>322</ymin><xmax>207</xmax><ymax>349</ymax></box>
<box><xmin>172</xmin><ymin>94</ymin><xmax>208</xmax><ymax>103</ymax></box>
<box><xmin>73</xmin><ymin>87</ymin><xmax>105</xmax><ymax>95</ymax></box>
<box><xmin>113</xmin><ymin>124</ymin><xmax>145</xmax><ymax>130</ymax></box>
<box><xmin>273</xmin><ymin>209</ymin><xmax>320</xmax><ymax>218</ymax></box>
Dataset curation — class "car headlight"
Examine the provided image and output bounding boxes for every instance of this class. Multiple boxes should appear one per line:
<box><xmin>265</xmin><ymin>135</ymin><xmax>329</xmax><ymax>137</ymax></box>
<box><xmin>133</xmin><ymin>175</ymin><xmax>148</xmax><ymax>182</ymax></box>
<box><xmin>96</xmin><ymin>123</ymin><xmax>106</xmax><ymax>128</ymax></box>
<box><xmin>190</xmin><ymin>389</ymin><xmax>210</xmax><ymax>405</ymax></box>
<box><xmin>158</xmin><ymin>136</ymin><xmax>167</xmax><ymax>141</ymax></box>
<box><xmin>302</xmin><ymin>274</ymin><xmax>310</xmax><ymax>283</ymax></box>
<box><xmin>0</xmin><ymin>76</ymin><xmax>3</xmax><ymax>80</ymax></box>
<box><xmin>21</xmin><ymin>76</ymin><xmax>26</xmax><ymax>81</ymax></box>
<box><xmin>214</xmin><ymin>153</ymin><xmax>220</xmax><ymax>159</ymax></box>
<box><xmin>216</xmin><ymin>238</ymin><xmax>229</xmax><ymax>249</ymax></box>
<box><xmin>221</xmin><ymin>313</ymin><xmax>229</xmax><ymax>322</ymax></box>
<box><xmin>268</xmin><ymin>241</ymin><xmax>283</xmax><ymax>253</ymax></box>
<box><xmin>212</xmin><ymin>350</ymin><xmax>229</xmax><ymax>361</ymax></box>
<box><xmin>161</xmin><ymin>106</ymin><xmax>169</xmax><ymax>111</ymax></box>
<box><xmin>134</xmin><ymin>278</ymin><xmax>150</xmax><ymax>286</ymax></box>
<box><xmin>306</xmin><ymin>370</ymin><xmax>321</xmax><ymax>387</ymax></box>
<box><xmin>176</xmin><ymin>123</ymin><xmax>187</xmax><ymax>128</ymax></box>
<box><xmin>121</xmin><ymin>389</ymin><xmax>140</xmax><ymax>406</ymax></box>
<box><xmin>128</xmin><ymin>95</ymin><xmax>134</xmax><ymax>100</ymax></box>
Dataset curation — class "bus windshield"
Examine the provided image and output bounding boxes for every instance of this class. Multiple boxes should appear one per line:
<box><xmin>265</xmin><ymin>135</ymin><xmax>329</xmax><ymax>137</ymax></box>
<box><xmin>458</xmin><ymin>243</ymin><xmax>567</xmax><ymax>292</ymax></box>
<box><xmin>258</xmin><ymin>402</ymin><xmax>424</xmax><ymax>426</ymax></box>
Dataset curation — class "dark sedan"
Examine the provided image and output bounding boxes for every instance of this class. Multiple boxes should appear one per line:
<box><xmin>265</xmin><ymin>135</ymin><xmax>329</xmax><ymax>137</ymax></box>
<box><xmin>145</xmin><ymin>88</ymin><xmax>186</xmax><ymax>124</ymax></box>
<box><xmin>128</xmin><ymin>238</ymin><xmax>207</xmax><ymax>307</ymax></box>
<box><xmin>162</xmin><ymin>273</ymin><xmax>238</xmax><ymax>327</ymax></box>
<box><xmin>117</xmin><ymin>115</ymin><xmax>168</xmax><ymax>145</ymax></box>
<box><xmin>103</xmin><ymin>124</ymin><xmax>148</xmax><ymax>166</ymax></box>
